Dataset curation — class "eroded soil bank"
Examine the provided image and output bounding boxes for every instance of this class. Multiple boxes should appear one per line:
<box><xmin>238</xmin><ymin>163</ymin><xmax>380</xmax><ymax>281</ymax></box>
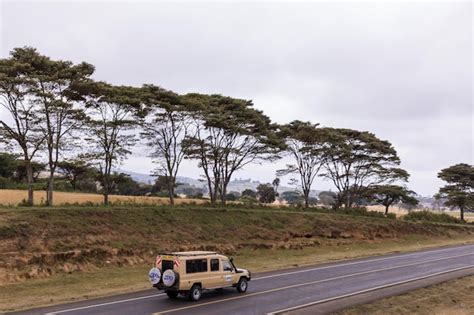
<box><xmin>1</xmin><ymin>206</ymin><xmax>473</xmax><ymax>284</ymax></box>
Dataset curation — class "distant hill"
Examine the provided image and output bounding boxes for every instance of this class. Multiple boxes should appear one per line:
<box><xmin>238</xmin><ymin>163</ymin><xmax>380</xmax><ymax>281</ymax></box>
<box><xmin>122</xmin><ymin>170</ymin><xmax>322</xmax><ymax>196</ymax></box>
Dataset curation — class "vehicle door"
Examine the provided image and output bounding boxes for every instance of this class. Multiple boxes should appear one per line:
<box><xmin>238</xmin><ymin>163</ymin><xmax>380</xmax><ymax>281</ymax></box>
<box><xmin>220</xmin><ymin>259</ymin><xmax>236</xmax><ymax>287</ymax></box>
<box><xmin>207</xmin><ymin>258</ymin><xmax>223</xmax><ymax>288</ymax></box>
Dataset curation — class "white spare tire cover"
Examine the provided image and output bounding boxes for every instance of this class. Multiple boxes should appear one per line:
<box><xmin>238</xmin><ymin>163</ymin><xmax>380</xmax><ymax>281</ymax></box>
<box><xmin>162</xmin><ymin>269</ymin><xmax>176</xmax><ymax>287</ymax></box>
<box><xmin>148</xmin><ymin>267</ymin><xmax>161</xmax><ymax>285</ymax></box>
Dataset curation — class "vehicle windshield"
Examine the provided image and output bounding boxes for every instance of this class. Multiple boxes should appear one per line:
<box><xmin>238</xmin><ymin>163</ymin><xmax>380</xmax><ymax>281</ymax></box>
<box><xmin>223</xmin><ymin>259</ymin><xmax>233</xmax><ymax>272</ymax></box>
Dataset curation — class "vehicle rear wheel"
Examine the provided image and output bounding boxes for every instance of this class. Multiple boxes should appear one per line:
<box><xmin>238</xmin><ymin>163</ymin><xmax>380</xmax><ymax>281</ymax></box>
<box><xmin>236</xmin><ymin>277</ymin><xmax>248</xmax><ymax>293</ymax></box>
<box><xmin>166</xmin><ymin>291</ymin><xmax>179</xmax><ymax>299</ymax></box>
<box><xmin>188</xmin><ymin>285</ymin><xmax>202</xmax><ymax>301</ymax></box>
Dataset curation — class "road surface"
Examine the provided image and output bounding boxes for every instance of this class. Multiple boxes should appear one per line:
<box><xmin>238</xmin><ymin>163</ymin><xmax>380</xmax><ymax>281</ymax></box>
<box><xmin>9</xmin><ymin>244</ymin><xmax>474</xmax><ymax>315</ymax></box>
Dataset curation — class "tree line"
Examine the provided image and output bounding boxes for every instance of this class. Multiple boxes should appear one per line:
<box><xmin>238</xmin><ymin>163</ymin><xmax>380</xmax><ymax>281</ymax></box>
<box><xmin>0</xmin><ymin>47</ymin><xmax>472</xmax><ymax>218</ymax></box>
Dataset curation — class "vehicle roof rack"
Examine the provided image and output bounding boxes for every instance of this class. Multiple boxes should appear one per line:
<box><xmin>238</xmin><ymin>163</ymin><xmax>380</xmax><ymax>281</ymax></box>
<box><xmin>157</xmin><ymin>251</ymin><xmax>218</xmax><ymax>257</ymax></box>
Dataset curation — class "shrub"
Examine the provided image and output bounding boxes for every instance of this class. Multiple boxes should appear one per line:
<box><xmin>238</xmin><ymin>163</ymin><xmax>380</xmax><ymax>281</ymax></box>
<box><xmin>334</xmin><ymin>207</ymin><xmax>394</xmax><ymax>219</ymax></box>
<box><xmin>404</xmin><ymin>211</ymin><xmax>464</xmax><ymax>224</ymax></box>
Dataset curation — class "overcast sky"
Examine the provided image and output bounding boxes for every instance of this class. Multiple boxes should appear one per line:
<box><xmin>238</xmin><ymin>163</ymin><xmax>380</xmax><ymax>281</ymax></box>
<box><xmin>0</xmin><ymin>1</ymin><xmax>472</xmax><ymax>196</ymax></box>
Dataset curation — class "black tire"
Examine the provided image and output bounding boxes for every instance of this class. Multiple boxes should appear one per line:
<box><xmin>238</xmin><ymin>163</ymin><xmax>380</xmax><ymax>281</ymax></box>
<box><xmin>236</xmin><ymin>277</ymin><xmax>248</xmax><ymax>293</ymax></box>
<box><xmin>166</xmin><ymin>291</ymin><xmax>179</xmax><ymax>299</ymax></box>
<box><xmin>188</xmin><ymin>284</ymin><xmax>202</xmax><ymax>301</ymax></box>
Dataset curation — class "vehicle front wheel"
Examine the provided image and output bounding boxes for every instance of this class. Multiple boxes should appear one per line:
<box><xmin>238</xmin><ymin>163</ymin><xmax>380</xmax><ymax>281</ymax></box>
<box><xmin>188</xmin><ymin>285</ymin><xmax>202</xmax><ymax>301</ymax></box>
<box><xmin>236</xmin><ymin>277</ymin><xmax>248</xmax><ymax>293</ymax></box>
<box><xmin>166</xmin><ymin>291</ymin><xmax>179</xmax><ymax>299</ymax></box>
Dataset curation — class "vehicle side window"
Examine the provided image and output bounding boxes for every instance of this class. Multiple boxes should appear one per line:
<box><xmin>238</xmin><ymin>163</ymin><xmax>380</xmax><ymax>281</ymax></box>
<box><xmin>186</xmin><ymin>259</ymin><xmax>208</xmax><ymax>274</ymax></box>
<box><xmin>210</xmin><ymin>259</ymin><xmax>219</xmax><ymax>272</ymax></box>
<box><xmin>222</xmin><ymin>260</ymin><xmax>233</xmax><ymax>272</ymax></box>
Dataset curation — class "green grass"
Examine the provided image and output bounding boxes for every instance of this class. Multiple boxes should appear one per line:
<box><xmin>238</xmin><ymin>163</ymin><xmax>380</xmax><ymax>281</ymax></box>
<box><xmin>404</xmin><ymin>210</ymin><xmax>466</xmax><ymax>224</ymax></box>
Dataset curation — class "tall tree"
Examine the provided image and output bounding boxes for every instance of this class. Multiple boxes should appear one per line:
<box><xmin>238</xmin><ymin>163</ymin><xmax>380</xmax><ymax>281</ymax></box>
<box><xmin>141</xmin><ymin>85</ymin><xmax>190</xmax><ymax>205</ymax></box>
<box><xmin>182</xmin><ymin>93</ymin><xmax>283</xmax><ymax>204</ymax></box>
<box><xmin>0</xmin><ymin>52</ymin><xmax>44</xmax><ymax>205</ymax></box>
<box><xmin>272</xmin><ymin>177</ymin><xmax>280</xmax><ymax>201</ymax></box>
<box><xmin>320</xmin><ymin>128</ymin><xmax>409</xmax><ymax>208</ymax></box>
<box><xmin>437</xmin><ymin>163</ymin><xmax>474</xmax><ymax>221</ymax></box>
<box><xmin>365</xmin><ymin>185</ymin><xmax>419</xmax><ymax>214</ymax></box>
<box><xmin>281</xmin><ymin>190</ymin><xmax>304</xmax><ymax>205</ymax></box>
<box><xmin>56</xmin><ymin>159</ymin><xmax>94</xmax><ymax>191</ymax></box>
<box><xmin>80</xmin><ymin>82</ymin><xmax>143</xmax><ymax>205</ymax></box>
<box><xmin>256</xmin><ymin>183</ymin><xmax>277</xmax><ymax>204</ymax></box>
<box><xmin>10</xmin><ymin>47</ymin><xmax>94</xmax><ymax>206</ymax></box>
<box><xmin>318</xmin><ymin>190</ymin><xmax>338</xmax><ymax>208</ymax></box>
<box><xmin>0</xmin><ymin>152</ymin><xmax>18</xmax><ymax>179</ymax></box>
<box><xmin>277</xmin><ymin>121</ymin><xmax>327</xmax><ymax>208</ymax></box>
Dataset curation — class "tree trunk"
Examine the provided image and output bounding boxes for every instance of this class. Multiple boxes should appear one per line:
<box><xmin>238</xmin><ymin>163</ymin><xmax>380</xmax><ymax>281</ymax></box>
<box><xmin>303</xmin><ymin>190</ymin><xmax>309</xmax><ymax>209</ymax></box>
<box><xmin>103</xmin><ymin>193</ymin><xmax>109</xmax><ymax>205</ymax></box>
<box><xmin>212</xmin><ymin>184</ymin><xmax>219</xmax><ymax>205</ymax></box>
<box><xmin>385</xmin><ymin>205</ymin><xmax>389</xmax><ymax>215</ymax></box>
<box><xmin>220</xmin><ymin>183</ymin><xmax>228</xmax><ymax>205</ymax></box>
<box><xmin>25</xmin><ymin>160</ymin><xmax>34</xmax><ymax>206</ymax></box>
<box><xmin>47</xmin><ymin>169</ymin><xmax>54</xmax><ymax>206</ymax></box>
<box><xmin>460</xmin><ymin>206</ymin><xmax>464</xmax><ymax>221</ymax></box>
<box><xmin>168</xmin><ymin>183</ymin><xmax>175</xmax><ymax>206</ymax></box>
<box><xmin>344</xmin><ymin>196</ymin><xmax>351</xmax><ymax>209</ymax></box>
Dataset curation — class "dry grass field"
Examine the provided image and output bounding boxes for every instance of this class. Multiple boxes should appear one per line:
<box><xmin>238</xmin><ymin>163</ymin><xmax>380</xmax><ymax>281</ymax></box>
<box><xmin>0</xmin><ymin>189</ymin><xmax>205</xmax><ymax>206</ymax></box>
<box><xmin>367</xmin><ymin>205</ymin><xmax>472</xmax><ymax>222</ymax></box>
<box><xmin>337</xmin><ymin>275</ymin><xmax>474</xmax><ymax>315</ymax></box>
<box><xmin>0</xmin><ymin>189</ymin><xmax>471</xmax><ymax>222</ymax></box>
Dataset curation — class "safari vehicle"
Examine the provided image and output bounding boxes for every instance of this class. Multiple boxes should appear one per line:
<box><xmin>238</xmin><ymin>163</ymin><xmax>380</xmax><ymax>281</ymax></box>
<box><xmin>148</xmin><ymin>251</ymin><xmax>251</xmax><ymax>301</ymax></box>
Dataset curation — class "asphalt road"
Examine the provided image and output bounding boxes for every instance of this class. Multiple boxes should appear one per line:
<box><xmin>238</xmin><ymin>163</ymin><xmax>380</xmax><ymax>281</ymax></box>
<box><xmin>10</xmin><ymin>244</ymin><xmax>474</xmax><ymax>315</ymax></box>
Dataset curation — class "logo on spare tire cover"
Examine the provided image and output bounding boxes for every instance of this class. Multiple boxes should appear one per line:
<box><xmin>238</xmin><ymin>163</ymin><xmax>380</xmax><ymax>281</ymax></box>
<box><xmin>162</xmin><ymin>269</ymin><xmax>176</xmax><ymax>287</ymax></box>
<box><xmin>148</xmin><ymin>267</ymin><xmax>161</xmax><ymax>285</ymax></box>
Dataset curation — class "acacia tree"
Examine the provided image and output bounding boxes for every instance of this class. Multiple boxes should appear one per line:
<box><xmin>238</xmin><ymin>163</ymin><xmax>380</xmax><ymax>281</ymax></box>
<box><xmin>81</xmin><ymin>82</ymin><xmax>143</xmax><ymax>205</ymax></box>
<box><xmin>141</xmin><ymin>85</ymin><xmax>190</xmax><ymax>205</ymax></box>
<box><xmin>277</xmin><ymin>121</ymin><xmax>328</xmax><ymax>208</ymax></box>
<box><xmin>56</xmin><ymin>159</ymin><xmax>94</xmax><ymax>191</ymax></box>
<box><xmin>320</xmin><ymin>128</ymin><xmax>409</xmax><ymax>208</ymax></box>
<box><xmin>0</xmin><ymin>53</ymin><xmax>44</xmax><ymax>205</ymax></box>
<box><xmin>9</xmin><ymin>47</ymin><xmax>94</xmax><ymax>206</ymax></box>
<box><xmin>365</xmin><ymin>185</ymin><xmax>418</xmax><ymax>214</ymax></box>
<box><xmin>437</xmin><ymin>163</ymin><xmax>474</xmax><ymax>221</ymax></box>
<box><xmin>182</xmin><ymin>93</ymin><xmax>283</xmax><ymax>204</ymax></box>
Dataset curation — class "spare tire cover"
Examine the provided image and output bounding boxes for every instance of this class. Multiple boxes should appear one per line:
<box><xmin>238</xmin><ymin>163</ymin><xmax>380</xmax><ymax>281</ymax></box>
<box><xmin>162</xmin><ymin>269</ymin><xmax>176</xmax><ymax>287</ymax></box>
<box><xmin>148</xmin><ymin>267</ymin><xmax>161</xmax><ymax>285</ymax></box>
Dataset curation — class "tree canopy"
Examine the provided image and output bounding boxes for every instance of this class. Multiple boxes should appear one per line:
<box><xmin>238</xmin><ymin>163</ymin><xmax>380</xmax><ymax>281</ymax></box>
<box><xmin>182</xmin><ymin>93</ymin><xmax>284</xmax><ymax>204</ymax></box>
<box><xmin>278</xmin><ymin>120</ymin><xmax>326</xmax><ymax>208</ymax></box>
<box><xmin>319</xmin><ymin>128</ymin><xmax>409</xmax><ymax>208</ymax></box>
<box><xmin>437</xmin><ymin>163</ymin><xmax>474</xmax><ymax>221</ymax></box>
<box><xmin>80</xmin><ymin>82</ymin><xmax>145</xmax><ymax>204</ymax></box>
<box><xmin>365</xmin><ymin>185</ymin><xmax>418</xmax><ymax>214</ymax></box>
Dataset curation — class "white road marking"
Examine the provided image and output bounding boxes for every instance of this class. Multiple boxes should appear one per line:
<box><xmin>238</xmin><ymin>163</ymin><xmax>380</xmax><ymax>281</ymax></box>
<box><xmin>153</xmin><ymin>252</ymin><xmax>474</xmax><ymax>314</ymax></box>
<box><xmin>43</xmin><ymin>244</ymin><xmax>474</xmax><ymax>314</ymax></box>
<box><xmin>267</xmin><ymin>265</ymin><xmax>474</xmax><ymax>314</ymax></box>
<box><xmin>252</xmin><ymin>244</ymin><xmax>474</xmax><ymax>281</ymax></box>
<box><xmin>44</xmin><ymin>293</ymin><xmax>165</xmax><ymax>315</ymax></box>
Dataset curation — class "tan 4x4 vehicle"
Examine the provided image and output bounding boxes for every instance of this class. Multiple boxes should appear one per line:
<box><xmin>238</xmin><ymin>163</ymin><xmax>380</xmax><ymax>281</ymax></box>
<box><xmin>148</xmin><ymin>251</ymin><xmax>251</xmax><ymax>301</ymax></box>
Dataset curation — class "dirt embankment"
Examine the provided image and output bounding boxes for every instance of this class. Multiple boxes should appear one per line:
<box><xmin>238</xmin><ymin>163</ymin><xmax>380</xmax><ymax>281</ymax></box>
<box><xmin>0</xmin><ymin>207</ymin><xmax>473</xmax><ymax>284</ymax></box>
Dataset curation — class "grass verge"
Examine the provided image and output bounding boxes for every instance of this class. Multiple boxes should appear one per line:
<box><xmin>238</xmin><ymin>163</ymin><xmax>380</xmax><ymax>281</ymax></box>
<box><xmin>336</xmin><ymin>275</ymin><xmax>474</xmax><ymax>315</ymax></box>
